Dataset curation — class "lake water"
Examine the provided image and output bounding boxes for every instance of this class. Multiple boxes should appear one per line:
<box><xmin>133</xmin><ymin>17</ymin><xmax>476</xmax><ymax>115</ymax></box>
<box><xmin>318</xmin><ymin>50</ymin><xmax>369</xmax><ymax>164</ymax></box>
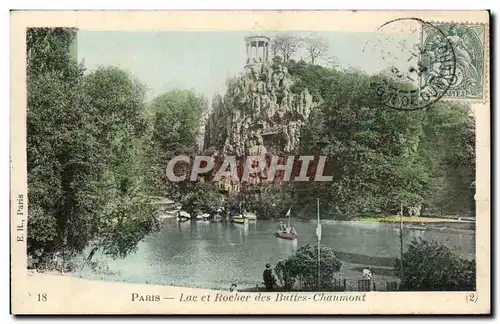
<box><xmin>77</xmin><ymin>219</ymin><xmax>475</xmax><ymax>290</ymax></box>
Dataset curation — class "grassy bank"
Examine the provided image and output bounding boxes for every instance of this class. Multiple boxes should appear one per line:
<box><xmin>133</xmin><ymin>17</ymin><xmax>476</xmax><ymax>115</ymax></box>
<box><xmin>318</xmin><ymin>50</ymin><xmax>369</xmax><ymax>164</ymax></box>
<box><xmin>357</xmin><ymin>215</ymin><xmax>462</xmax><ymax>223</ymax></box>
<box><xmin>332</xmin><ymin>250</ymin><xmax>395</xmax><ymax>267</ymax></box>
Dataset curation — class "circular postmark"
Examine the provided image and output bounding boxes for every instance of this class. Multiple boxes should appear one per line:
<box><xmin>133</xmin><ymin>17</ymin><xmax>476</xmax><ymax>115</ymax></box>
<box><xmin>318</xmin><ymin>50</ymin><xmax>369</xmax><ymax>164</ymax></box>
<box><xmin>364</xmin><ymin>18</ymin><xmax>456</xmax><ymax>111</ymax></box>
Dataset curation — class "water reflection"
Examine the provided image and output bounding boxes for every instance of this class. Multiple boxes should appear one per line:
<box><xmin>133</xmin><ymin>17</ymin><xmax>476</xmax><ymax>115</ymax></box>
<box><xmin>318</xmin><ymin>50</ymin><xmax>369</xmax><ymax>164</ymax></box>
<box><xmin>277</xmin><ymin>236</ymin><xmax>299</xmax><ymax>253</ymax></box>
<box><xmin>80</xmin><ymin>220</ymin><xmax>475</xmax><ymax>289</ymax></box>
<box><xmin>405</xmin><ymin>228</ymin><xmax>425</xmax><ymax>241</ymax></box>
<box><xmin>233</xmin><ymin>222</ymin><xmax>249</xmax><ymax>241</ymax></box>
<box><xmin>176</xmin><ymin>220</ymin><xmax>190</xmax><ymax>232</ymax></box>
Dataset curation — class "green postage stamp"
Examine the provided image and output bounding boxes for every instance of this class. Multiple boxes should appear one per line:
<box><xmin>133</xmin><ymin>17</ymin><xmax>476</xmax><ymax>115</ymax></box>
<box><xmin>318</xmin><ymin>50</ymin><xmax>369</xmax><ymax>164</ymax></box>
<box><xmin>422</xmin><ymin>22</ymin><xmax>487</xmax><ymax>100</ymax></box>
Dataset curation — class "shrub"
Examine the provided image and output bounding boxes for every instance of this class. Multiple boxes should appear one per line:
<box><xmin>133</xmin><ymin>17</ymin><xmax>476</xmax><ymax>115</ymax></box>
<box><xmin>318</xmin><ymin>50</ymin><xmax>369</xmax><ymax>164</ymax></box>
<box><xmin>275</xmin><ymin>244</ymin><xmax>342</xmax><ymax>290</ymax></box>
<box><xmin>394</xmin><ymin>238</ymin><xmax>476</xmax><ymax>291</ymax></box>
<box><xmin>181</xmin><ymin>182</ymin><xmax>225</xmax><ymax>216</ymax></box>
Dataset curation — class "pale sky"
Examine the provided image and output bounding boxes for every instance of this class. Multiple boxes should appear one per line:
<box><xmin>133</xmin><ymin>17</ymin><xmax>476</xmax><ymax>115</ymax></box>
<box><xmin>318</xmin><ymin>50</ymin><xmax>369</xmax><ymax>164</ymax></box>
<box><xmin>77</xmin><ymin>30</ymin><xmax>418</xmax><ymax>102</ymax></box>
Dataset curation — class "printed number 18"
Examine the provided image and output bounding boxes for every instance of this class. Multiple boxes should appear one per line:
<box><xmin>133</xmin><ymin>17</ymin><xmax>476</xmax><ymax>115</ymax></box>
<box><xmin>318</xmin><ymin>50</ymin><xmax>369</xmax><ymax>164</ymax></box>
<box><xmin>37</xmin><ymin>293</ymin><xmax>47</xmax><ymax>302</ymax></box>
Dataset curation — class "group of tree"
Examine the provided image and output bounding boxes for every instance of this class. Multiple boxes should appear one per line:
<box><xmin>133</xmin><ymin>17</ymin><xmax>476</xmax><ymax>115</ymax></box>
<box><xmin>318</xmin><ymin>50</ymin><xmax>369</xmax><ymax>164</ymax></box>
<box><xmin>27</xmin><ymin>28</ymin><xmax>205</xmax><ymax>271</ymax></box>
<box><xmin>197</xmin><ymin>55</ymin><xmax>475</xmax><ymax>220</ymax></box>
<box><xmin>195</xmin><ymin>31</ymin><xmax>475</xmax><ymax>221</ymax></box>
<box><xmin>394</xmin><ymin>238</ymin><xmax>475</xmax><ymax>291</ymax></box>
<box><xmin>270</xmin><ymin>34</ymin><xmax>332</xmax><ymax>65</ymax></box>
<box><xmin>202</xmin><ymin>57</ymin><xmax>474</xmax><ymax>220</ymax></box>
<box><xmin>179</xmin><ymin>182</ymin><xmax>225</xmax><ymax>217</ymax></box>
<box><xmin>269</xmin><ymin>239</ymin><xmax>474</xmax><ymax>291</ymax></box>
<box><xmin>273</xmin><ymin>59</ymin><xmax>474</xmax><ymax>220</ymax></box>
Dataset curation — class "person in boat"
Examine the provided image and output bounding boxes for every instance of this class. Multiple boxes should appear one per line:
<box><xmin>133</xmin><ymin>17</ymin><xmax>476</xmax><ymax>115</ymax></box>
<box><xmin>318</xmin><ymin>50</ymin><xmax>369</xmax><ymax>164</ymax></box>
<box><xmin>263</xmin><ymin>263</ymin><xmax>276</xmax><ymax>290</ymax></box>
<box><xmin>278</xmin><ymin>220</ymin><xmax>285</xmax><ymax>232</ymax></box>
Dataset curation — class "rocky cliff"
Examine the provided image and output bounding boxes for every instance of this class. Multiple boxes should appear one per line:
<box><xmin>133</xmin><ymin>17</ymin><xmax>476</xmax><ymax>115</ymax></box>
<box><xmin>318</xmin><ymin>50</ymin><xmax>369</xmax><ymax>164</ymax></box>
<box><xmin>204</xmin><ymin>59</ymin><xmax>319</xmax><ymax>157</ymax></box>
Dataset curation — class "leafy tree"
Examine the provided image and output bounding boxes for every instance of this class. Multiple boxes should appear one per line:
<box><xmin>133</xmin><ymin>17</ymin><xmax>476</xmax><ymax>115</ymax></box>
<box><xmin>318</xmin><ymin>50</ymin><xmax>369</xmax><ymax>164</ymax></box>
<box><xmin>394</xmin><ymin>238</ymin><xmax>476</xmax><ymax>291</ymax></box>
<box><xmin>27</xmin><ymin>27</ymin><xmax>89</xmax><ymax>266</ymax></box>
<box><xmin>180</xmin><ymin>182</ymin><xmax>225</xmax><ymax>217</ymax></box>
<box><xmin>78</xmin><ymin>67</ymin><xmax>160</xmax><ymax>268</ymax></box>
<box><xmin>275</xmin><ymin>244</ymin><xmax>342</xmax><ymax>290</ymax></box>
<box><xmin>145</xmin><ymin>90</ymin><xmax>207</xmax><ymax>197</ymax></box>
<box><xmin>27</xmin><ymin>28</ymin><xmax>160</xmax><ymax>270</ymax></box>
<box><xmin>418</xmin><ymin>103</ymin><xmax>475</xmax><ymax>216</ymax></box>
<box><xmin>27</xmin><ymin>28</ymin><xmax>78</xmax><ymax>80</ymax></box>
<box><xmin>149</xmin><ymin>90</ymin><xmax>205</xmax><ymax>153</ymax></box>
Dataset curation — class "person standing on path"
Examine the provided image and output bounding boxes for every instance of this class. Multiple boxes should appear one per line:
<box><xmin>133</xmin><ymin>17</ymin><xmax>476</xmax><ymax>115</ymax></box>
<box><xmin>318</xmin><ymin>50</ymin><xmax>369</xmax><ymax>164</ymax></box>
<box><xmin>263</xmin><ymin>263</ymin><xmax>276</xmax><ymax>290</ymax></box>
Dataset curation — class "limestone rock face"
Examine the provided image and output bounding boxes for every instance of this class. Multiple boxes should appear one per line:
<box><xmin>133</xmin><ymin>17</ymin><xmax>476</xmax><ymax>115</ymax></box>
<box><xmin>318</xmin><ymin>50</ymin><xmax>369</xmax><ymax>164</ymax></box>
<box><xmin>205</xmin><ymin>60</ymin><xmax>318</xmax><ymax>156</ymax></box>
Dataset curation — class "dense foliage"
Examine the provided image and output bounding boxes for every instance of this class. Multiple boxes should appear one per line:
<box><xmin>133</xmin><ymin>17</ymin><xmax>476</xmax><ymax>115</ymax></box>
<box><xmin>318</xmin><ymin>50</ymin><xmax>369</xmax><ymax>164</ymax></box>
<box><xmin>144</xmin><ymin>90</ymin><xmax>207</xmax><ymax>199</ymax></box>
<box><xmin>244</xmin><ymin>183</ymin><xmax>294</xmax><ymax>220</ymax></box>
<box><xmin>284</xmin><ymin>60</ymin><xmax>475</xmax><ymax>219</ymax></box>
<box><xmin>26</xmin><ymin>28</ymin><xmax>204</xmax><ymax>270</ymax></box>
<box><xmin>180</xmin><ymin>182</ymin><xmax>225</xmax><ymax>217</ymax></box>
<box><xmin>204</xmin><ymin>57</ymin><xmax>475</xmax><ymax>220</ymax></box>
<box><xmin>394</xmin><ymin>239</ymin><xmax>476</xmax><ymax>291</ymax></box>
<box><xmin>274</xmin><ymin>244</ymin><xmax>342</xmax><ymax>290</ymax></box>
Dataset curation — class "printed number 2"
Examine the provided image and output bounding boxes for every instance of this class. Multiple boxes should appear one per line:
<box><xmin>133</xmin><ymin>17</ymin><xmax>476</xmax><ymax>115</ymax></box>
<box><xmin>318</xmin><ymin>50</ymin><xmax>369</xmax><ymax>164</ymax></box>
<box><xmin>467</xmin><ymin>293</ymin><xmax>478</xmax><ymax>303</ymax></box>
<box><xmin>37</xmin><ymin>293</ymin><xmax>47</xmax><ymax>302</ymax></box>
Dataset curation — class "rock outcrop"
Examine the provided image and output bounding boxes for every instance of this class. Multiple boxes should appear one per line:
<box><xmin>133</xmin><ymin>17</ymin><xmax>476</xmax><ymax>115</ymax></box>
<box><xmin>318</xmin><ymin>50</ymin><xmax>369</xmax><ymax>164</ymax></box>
<box><xmin>205</xmin><ymin>59</ymin><xmax>318</xmax><ymax>157</ymax></box>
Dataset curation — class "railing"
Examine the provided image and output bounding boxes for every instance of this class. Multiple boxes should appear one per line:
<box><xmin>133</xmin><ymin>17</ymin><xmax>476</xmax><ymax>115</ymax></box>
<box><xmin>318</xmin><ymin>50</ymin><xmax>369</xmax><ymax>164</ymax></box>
<box><xmin>249</xmin><ymin>277</ymin><xmax>476</xmax><ymax>292</ymax></box>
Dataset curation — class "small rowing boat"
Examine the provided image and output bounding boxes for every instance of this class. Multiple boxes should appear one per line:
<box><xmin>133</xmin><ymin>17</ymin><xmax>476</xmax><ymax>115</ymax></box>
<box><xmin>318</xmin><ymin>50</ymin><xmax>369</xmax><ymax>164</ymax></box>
<box><xmin>196</xmin><ymin>213</ymin><xmax>211</xmax><ymax>221</ymax></box>
<box><xmin>274</xmin><ymin>208</ymin><xmax>297</xmax><ymax>240</ymax></box>
<box><xmin>406</xmin><ymin>223</ymin><xmax>427</xmax><ymax>231</ymax></box>
<box><xmin>244</xmin><ymin>212</ymin><xmax>258</xmax><ymax>220</ymax></box>
<box><xmin>274</xmin><ymin>232</ymin><xmax>298</xmax><ymax>240</ymax></box>
<box><xmin>232</xmin><ymin>216</ymin><xmax>247</xmax><ymax>224</ymax></box>
<box><xmin>177</xmin><ymin>210</ymin><xmax>191</xmax><ymax>222</ymax></box>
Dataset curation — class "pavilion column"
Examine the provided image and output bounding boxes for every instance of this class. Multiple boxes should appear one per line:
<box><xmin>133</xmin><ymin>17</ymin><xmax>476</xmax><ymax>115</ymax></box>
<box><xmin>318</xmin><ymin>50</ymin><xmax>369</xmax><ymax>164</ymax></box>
<box><xmin>246</xmin><ymin>43</ymin><xmax>250</xmax><ymax>64</ymax></box>
<box><xmin>245</xmin><ymin>36</ymin><xmax>271</xmax><ymax>64</ymax></box>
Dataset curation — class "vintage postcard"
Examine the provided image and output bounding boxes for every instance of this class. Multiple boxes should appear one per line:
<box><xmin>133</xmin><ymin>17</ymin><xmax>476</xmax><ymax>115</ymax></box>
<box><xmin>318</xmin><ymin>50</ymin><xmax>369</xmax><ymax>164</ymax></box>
<box><xmin>10</xmin><ymin>10</ymin><xmax>490</xmax><ymax>315</ymax></box>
